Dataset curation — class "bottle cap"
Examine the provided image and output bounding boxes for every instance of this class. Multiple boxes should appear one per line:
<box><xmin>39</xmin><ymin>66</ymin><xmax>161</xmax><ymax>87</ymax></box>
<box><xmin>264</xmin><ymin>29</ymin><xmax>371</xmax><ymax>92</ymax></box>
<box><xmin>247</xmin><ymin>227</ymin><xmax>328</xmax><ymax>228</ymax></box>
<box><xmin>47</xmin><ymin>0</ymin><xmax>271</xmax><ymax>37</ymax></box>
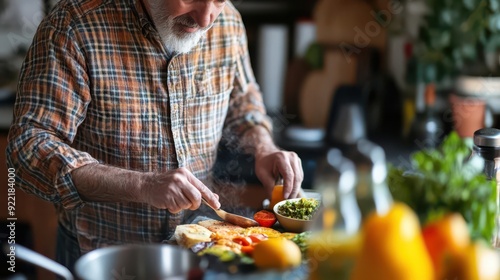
<box><xmin>473</xmin><ymin>128</ymin><xmax>500</xmax><ymax>148</ymax></box>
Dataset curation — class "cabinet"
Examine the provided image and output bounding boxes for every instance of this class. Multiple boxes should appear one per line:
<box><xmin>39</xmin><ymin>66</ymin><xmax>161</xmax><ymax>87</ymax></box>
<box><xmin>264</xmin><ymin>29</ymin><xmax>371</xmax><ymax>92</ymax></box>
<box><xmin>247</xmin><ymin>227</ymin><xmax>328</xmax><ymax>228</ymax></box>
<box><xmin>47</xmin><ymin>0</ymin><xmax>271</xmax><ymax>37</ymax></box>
<box><xmin>0</xmin><ymin>132</ymin><xmax>58</xmax><ymax>280</ymax></box>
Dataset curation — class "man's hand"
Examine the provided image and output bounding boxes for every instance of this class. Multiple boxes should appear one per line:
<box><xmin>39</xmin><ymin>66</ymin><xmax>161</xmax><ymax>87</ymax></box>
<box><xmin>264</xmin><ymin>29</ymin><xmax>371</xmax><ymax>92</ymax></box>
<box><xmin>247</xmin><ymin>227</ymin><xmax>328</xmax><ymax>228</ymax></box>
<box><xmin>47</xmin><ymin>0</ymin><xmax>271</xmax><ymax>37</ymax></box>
<box><xmin>254</xmin><ymin>149</ymin><xmax>303</xmax><ymax>199</ymax></box>
<box><xmin>139</xmin><ymin>167</ymin><xmax>220</xmax><ymax>213</ymax></box>
<box><xmin>240</xmin><ymin>126</ymin><xmax>304</xmax><ymax>199</ymax></box>
<box><xmin>72</xmin><ymin>164</ymin><xmax>220</xmax><ymax>213</ymax></box>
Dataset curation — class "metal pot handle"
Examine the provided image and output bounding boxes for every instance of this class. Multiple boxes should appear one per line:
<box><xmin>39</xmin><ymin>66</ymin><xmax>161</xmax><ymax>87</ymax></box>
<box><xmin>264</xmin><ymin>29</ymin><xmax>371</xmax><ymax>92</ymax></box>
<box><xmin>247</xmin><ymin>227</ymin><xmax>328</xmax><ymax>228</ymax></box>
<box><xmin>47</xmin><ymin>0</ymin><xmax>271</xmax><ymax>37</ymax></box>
<box><xmin>4</xmin><ymin>244</ymin><xmax>74</xmax><ymax>280</ymax></box>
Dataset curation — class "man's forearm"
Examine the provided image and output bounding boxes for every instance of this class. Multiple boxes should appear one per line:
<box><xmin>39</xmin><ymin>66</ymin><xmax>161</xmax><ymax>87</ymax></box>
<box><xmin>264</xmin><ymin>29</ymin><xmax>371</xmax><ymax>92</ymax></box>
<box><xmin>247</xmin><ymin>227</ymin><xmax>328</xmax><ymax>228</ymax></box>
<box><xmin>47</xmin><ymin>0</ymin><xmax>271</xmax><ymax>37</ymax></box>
<box><xmin>71</xmin><ymin>164</ymin><xmax>220</xmax><ymax>212</ymax></box>
<box><xmin>71</xmin><ymin>163</ymin><xmax>145</xmax><ymax>203</ymax></box>
<box><xmin>240</xmin><ymin>125</ymin><xmax>279</xmax><ymax>157</ymax></box>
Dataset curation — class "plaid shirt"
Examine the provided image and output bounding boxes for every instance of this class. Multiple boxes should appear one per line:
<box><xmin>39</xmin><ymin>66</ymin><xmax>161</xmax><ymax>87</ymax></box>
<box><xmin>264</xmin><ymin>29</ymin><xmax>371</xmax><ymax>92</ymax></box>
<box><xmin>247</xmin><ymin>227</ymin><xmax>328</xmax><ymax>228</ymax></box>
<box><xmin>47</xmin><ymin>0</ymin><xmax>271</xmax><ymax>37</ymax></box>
<box><xmin>6</xmin><ymin>0</ymin><xmax>271</xmax><ymax>253</ymax></box>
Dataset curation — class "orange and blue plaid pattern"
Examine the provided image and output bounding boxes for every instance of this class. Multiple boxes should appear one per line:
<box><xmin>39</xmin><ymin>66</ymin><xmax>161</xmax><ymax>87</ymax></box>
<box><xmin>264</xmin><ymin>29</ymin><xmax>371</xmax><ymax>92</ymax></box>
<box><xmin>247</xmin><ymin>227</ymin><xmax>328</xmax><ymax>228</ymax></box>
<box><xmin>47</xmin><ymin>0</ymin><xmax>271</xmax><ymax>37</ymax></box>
<box><xmin>6</xmin><ymin>0</ymin><xmax>271</xmax><ymax>252</ymax></box>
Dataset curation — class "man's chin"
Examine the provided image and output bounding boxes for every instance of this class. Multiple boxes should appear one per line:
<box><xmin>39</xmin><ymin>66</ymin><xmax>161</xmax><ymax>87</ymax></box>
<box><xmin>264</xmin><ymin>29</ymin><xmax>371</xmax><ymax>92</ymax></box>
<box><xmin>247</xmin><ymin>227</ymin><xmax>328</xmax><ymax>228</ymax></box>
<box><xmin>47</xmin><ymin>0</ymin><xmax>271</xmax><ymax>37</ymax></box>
<box><xmin>164</xmin><ymin>35</ymin><xmax>203</xmax><ymax>54</ymax></box>
<box><xmin>173</xmin><ymin>44</ymin><xmax>196</xmax><ymax>54</ymax></box>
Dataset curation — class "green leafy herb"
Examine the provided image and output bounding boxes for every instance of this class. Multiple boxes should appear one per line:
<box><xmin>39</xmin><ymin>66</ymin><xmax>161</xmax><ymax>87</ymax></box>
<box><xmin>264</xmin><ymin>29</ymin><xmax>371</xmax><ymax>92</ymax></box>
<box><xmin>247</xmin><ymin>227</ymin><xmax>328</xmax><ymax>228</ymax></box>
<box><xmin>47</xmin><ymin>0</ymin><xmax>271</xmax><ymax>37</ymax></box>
<box><xmin>198</xmin><ymin>246</ymin><xmax>236</xmax><ymax>262</ymax></box>
<box><xmin>238</xmin><ymin>254</ymin><xmax>254</xmax><ymax>265</ymax></box>
<box><xmin>388</xmin><ymin>132</ymin><xmax>497</xmax><ymax>241</ymax></box>
<box><xmin>277</xmin><ymin>198</ymin><xmax>320</xmax><ymax>220</ymax></box>
<box><xmin>291</xmin><ymin>231</ymin><xmax>311</xmax><ymax>256</ymax></box>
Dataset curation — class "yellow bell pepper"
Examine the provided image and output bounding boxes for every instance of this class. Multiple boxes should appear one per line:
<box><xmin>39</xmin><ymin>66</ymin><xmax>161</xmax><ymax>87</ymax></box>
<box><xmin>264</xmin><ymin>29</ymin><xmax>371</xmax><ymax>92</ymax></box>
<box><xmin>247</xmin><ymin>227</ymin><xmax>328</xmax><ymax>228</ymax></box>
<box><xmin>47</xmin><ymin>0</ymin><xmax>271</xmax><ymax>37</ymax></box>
<box><xmin>446</xmin><ymin>240</ymin><xmax>500</xmax><ymax>280</ymax></box>
<box><xmin>351</xmin><ymin>203</ymin><xmax>434</xmax><ymax>280</ymax></box>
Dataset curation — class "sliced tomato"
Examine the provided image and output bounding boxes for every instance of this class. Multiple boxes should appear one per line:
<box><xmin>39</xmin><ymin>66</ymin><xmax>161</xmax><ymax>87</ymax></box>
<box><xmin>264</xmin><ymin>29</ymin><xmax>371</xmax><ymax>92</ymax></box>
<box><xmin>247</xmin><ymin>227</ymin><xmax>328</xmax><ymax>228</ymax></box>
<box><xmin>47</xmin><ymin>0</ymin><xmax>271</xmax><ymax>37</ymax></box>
<box><xmin>241</xmin><ymin>245</ymin><xmax>255</xmax><ymax>255</ymax></box>
<box><xmin>253</xmin><ymin>210</ymin><xmax>277</xmax><ymax>227</ymax></box>
<box><xmin>233</xmin><ymin>236</ymin><xmax>252</xmax><ymax>246</ymax></box>
<box><xmin>248</xmin><ymin>233</ymin><xmax>268</xmax><ymax>243</ymax></box>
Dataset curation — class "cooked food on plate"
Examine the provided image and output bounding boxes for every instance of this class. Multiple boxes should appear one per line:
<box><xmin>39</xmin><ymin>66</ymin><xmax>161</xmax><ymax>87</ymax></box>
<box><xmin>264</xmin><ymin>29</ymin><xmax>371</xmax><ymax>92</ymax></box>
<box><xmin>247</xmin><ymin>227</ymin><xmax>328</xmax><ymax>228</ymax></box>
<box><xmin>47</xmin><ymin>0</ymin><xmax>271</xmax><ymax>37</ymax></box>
<box><xmin>198</xmin><ymin>219</ymin><xmax>245</xmax><ymax>240</ymax></box>
<box><xmin>175</xmin><ymin>218</ymin><xmax>307</xmax><ymax>269</ymax></box>
<box><xmin>174</xmin><ymin>224</ymin><xmax>213</xmax><ymax>248</ymax></box>
<box><xmin>242</xmin><ymin>226</ymin><xmax>282</xmax><ymax>238</ymax></box>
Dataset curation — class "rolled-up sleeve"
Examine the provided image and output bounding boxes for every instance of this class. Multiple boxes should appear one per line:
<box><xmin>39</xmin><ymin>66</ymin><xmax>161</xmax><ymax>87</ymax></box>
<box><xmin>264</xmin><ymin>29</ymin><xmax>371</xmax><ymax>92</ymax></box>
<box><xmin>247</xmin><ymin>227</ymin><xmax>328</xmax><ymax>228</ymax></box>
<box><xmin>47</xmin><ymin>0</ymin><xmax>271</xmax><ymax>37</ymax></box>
<box><xmin>223</xmin><ymin>23</ymin><xmax>273</xmax><ymax>138</ymax></box>
<box><xmin>6</xmin><ymin>12</ymin><xmax>98</xmax><ymax>210</ymax></box>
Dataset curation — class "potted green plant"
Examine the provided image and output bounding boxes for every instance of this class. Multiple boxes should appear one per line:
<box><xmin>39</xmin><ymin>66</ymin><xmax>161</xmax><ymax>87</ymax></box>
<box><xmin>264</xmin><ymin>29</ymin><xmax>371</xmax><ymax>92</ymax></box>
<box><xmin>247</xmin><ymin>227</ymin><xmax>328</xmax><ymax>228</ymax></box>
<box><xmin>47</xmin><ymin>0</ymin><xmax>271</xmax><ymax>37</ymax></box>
<box><xmin>388</xmin><ymin>132</ymin><xmax>496</xmax><ymax>242</ymax></box>
<box><xmin>410</xmin><ymin>0</ymin><xmax>500</xmax><ymax>137</ymax></box>
<box><xmin>416</xmin><ymin>0</ymin><xmax>500</xmax><ymax>80</ymax></box>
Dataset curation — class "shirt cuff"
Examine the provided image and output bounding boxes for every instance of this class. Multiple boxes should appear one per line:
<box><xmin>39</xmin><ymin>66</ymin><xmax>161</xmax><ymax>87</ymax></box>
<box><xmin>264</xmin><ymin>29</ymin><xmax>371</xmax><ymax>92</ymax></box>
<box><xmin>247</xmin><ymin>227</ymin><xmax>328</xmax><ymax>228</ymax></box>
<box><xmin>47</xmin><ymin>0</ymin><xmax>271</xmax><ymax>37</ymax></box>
<box><xmin>56</xmin><ymin>154</ymin><xmax>99</xmax><ymax>210</ymax></box>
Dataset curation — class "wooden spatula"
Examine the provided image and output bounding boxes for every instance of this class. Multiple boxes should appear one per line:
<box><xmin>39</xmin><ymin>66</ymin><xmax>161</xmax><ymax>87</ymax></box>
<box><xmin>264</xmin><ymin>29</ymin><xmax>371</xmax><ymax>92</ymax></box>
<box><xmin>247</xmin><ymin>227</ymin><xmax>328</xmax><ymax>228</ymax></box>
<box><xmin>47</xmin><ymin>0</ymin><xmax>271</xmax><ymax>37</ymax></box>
<box><xmin>201</xmin><ymin>198</ymin><xmax>259</xmax><ymax>228</ymax></box>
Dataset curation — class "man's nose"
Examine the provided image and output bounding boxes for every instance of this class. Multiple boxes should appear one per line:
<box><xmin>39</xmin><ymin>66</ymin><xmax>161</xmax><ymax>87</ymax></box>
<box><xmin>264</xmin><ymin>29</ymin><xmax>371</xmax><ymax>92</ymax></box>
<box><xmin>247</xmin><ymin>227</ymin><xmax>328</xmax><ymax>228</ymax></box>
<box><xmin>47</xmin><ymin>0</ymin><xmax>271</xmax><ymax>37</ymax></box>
<box><xmin>191</xmin><ymin>3</ymin><xmax>214</xmax><ymax>28</ymax></box>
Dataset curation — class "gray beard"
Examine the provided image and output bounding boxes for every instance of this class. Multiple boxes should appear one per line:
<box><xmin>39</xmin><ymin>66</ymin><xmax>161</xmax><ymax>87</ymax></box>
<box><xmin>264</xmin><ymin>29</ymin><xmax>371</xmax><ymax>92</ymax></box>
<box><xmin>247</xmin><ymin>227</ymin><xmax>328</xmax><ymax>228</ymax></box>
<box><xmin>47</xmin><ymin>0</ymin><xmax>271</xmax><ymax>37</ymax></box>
<box><xmin>146</xmin><ymin>2</ymin><xmax>211</xmax><ymax>54</ymax></box>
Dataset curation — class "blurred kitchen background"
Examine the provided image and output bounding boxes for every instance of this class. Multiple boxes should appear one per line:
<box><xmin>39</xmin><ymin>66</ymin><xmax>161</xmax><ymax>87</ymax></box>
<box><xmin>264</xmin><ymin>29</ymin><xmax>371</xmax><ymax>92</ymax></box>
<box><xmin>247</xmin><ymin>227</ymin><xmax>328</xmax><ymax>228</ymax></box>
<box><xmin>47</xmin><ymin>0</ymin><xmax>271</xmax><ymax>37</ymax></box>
<box><xmin>2</xmin><ymin>0</ymin><xmax>500</xmax><ymax>279</ymax></box>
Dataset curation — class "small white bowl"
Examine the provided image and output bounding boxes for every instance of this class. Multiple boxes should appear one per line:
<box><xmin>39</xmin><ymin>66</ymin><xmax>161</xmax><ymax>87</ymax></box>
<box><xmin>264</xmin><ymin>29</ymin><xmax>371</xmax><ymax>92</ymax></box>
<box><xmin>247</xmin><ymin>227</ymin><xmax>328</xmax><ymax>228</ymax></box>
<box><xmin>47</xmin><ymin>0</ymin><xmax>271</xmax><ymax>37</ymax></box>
<box><xmin>273</xmin><ymin>198</ymin><xmax>319</xmax><ymax>233</ymax></box>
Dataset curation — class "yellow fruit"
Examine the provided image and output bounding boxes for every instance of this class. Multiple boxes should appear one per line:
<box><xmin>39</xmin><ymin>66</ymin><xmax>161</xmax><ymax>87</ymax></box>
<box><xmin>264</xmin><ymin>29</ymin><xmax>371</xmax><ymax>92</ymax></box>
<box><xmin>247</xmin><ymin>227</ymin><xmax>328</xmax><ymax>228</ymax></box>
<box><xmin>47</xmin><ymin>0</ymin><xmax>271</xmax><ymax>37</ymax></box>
<box><xmin>252</xmin><ymin>238</ymin><xmax>302</xmax><ymax>270</ymax></box>
<box><xmin>351</xmin><ymin>203</ymin><xmax>434</xmax><ymax>280</ymax></box>
<box><xmin>449</xmin><ymin>240</ymin><xmax>500</xmax><ymax>280</ymax></box>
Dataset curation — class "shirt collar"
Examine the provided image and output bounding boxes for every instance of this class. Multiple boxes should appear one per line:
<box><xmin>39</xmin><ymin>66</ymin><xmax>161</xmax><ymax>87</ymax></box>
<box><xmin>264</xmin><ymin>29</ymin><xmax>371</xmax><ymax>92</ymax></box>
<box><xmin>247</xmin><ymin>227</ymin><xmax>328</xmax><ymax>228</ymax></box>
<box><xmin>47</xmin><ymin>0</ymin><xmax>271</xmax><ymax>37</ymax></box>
<box><xmin>129</xmin><ymin>0</ymin><xmax>156</xmax><ymax>39</ymax></box>
<box><xmin>130</xmin><ymin>0</ymin><xmax>176</xmax><ymax>58</ymax></box>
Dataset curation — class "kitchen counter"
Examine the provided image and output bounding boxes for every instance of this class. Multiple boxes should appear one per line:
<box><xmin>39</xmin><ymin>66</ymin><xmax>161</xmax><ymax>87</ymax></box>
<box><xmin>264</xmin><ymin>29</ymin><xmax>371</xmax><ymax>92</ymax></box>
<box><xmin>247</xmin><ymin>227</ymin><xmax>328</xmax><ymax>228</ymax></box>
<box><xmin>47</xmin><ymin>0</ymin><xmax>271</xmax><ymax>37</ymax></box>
<box><xmin>203</xmin><ymin>265</ymin><xmax>307</xmax><ymax>280</ymax></box>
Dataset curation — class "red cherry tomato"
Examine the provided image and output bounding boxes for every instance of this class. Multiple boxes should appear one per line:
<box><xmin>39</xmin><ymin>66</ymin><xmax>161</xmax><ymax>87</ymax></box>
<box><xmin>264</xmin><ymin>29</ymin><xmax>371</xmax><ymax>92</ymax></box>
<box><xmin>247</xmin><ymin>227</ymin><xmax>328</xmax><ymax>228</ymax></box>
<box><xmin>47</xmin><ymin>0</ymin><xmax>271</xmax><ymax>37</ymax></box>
<box><xmin>233</xmin><ymin>236</ymin><xmax>252</xmax><ymax>246</ymax></box>
<box><xmin>241</xmin><ymin>245</ymin><xmax>255</xmax><ymax>255</ymax></box>
<box><xmin>253</xmin><ymin>210</ymin><xmax>277</xmax><ymax>227</ymax></box>
<box><xmin>248</xmin><ymin>233</ymin><xmax>268</xmax><ymax>243</ymax></box>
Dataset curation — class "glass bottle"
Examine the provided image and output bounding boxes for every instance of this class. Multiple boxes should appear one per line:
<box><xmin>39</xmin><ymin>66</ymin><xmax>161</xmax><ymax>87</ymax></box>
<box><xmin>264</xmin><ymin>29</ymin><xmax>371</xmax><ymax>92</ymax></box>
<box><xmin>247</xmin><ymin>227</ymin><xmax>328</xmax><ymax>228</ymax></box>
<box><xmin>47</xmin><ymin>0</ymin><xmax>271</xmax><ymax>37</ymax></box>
<box><xmin>325</xmin><ymin>96</ymin><xmax>392</xmax><ymax>219</ymax></box>
<box><xmin>354</xmin><ymin>139</ymin><xmax>393</xmax><ymax>219</ymax></box>
<box><xmin>308</xmin><ymin>149</ymin><xmax>362</xmax><ymax>280</ymax></box>
<box><xmin>409</xmin><ymin>83</ymin><xmax>444</xmax><ymax>148</ymax></box>
<box><xmin>270</xmin><ymin>175</ymin><xmax>284</xmax><ymax>211</ymax></box>
<box><xmin>472</xmin><ymin>127</ymin><xmax>500</xmax><ymax>248</ymax></box>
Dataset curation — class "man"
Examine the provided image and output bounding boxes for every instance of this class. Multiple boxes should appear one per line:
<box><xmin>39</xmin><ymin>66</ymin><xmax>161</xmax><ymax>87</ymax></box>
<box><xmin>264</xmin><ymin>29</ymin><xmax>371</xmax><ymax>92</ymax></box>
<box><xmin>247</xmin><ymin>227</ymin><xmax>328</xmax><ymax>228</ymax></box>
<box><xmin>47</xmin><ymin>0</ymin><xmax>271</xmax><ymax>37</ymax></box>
<box><xmin>6</xmin><ymin>0</ymin><xmax>303</xmax><ymax>269</ymax></box>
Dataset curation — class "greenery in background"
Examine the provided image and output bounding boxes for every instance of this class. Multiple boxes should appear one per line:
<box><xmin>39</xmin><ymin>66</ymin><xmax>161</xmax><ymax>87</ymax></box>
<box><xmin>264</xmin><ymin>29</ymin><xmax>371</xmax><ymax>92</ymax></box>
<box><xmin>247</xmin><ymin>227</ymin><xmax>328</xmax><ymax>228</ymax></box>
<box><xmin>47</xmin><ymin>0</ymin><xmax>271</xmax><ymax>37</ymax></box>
<box><xmin>388</xmin><ymin>132</ymin><xmax>497</xmax><ymax>241</ymax></box>
<box><xmin>416</xmin><ymin>0</ymin><xmax>500</xmax><ymax>81</ymax></box>
<box><xmin>304</xmin><ymin>42</ymin><xmax>324</xmax><ymax>70</ymax></box>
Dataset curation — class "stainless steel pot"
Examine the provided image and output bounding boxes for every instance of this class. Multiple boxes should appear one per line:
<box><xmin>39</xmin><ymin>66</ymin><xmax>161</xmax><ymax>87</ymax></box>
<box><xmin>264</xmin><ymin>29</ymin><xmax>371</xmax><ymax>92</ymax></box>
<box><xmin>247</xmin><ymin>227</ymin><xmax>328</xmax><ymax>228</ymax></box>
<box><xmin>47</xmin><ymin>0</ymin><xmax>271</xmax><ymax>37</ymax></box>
<box><xmin>11</xmin><ymin>243</ymin><xmax>206</xmax><ymax>280</ymax></box>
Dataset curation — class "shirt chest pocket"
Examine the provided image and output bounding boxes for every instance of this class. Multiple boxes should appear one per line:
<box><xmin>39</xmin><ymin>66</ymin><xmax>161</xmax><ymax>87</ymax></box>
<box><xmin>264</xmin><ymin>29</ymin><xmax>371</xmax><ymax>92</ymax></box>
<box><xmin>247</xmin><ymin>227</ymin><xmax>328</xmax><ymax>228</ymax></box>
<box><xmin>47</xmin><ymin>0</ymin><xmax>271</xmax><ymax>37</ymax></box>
<box><xmin>186</xmin><ymin>90</ymin><xmax>231</xmax><ymax>156</ymax></box>
<box><xmin>194</xmin><ymin>64</ymin><xmax>236</xmax><ymax>97</ymax></box>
